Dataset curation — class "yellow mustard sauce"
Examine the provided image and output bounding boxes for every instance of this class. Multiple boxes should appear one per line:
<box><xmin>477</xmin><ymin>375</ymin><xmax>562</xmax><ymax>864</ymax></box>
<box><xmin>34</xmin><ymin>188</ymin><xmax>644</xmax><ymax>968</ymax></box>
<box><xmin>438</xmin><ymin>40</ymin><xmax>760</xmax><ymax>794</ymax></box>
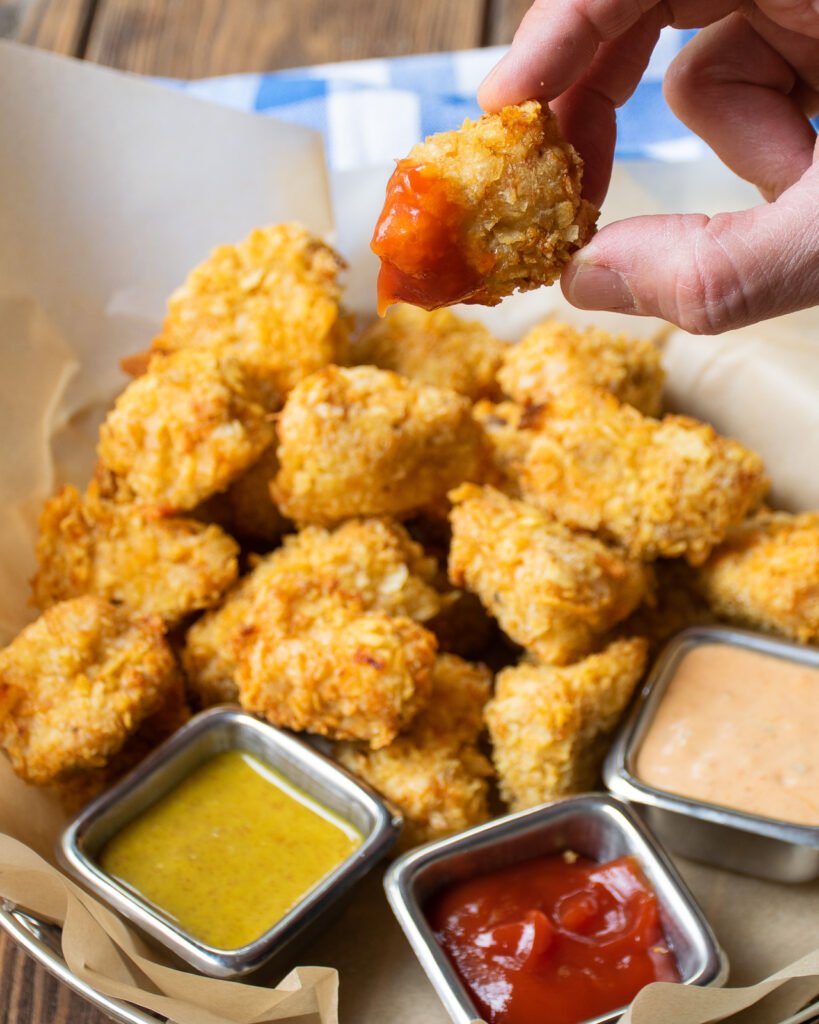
<box><xmin>99</xmin><ymin>749</ymin><xmax>363</xmax><ymax>949</ymax></box>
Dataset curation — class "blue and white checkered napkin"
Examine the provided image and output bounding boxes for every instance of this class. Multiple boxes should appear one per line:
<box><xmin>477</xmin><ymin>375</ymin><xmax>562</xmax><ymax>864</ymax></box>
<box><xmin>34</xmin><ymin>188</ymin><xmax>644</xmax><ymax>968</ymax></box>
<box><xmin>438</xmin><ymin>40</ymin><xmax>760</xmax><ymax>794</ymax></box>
<box><xmin>172</xmin><ymin>27</ymin><xmax>702</xmax><ymax>172</ymax></box>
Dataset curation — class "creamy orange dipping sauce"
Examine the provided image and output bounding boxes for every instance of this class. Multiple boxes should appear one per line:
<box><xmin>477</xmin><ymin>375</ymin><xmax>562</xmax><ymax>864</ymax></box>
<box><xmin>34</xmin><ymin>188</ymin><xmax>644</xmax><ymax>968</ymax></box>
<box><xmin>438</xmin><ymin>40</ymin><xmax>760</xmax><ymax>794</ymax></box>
<box><xmin>636</xmin><ymin>644</ymin><xmax>819</xmax><ymax>826</ymax></box>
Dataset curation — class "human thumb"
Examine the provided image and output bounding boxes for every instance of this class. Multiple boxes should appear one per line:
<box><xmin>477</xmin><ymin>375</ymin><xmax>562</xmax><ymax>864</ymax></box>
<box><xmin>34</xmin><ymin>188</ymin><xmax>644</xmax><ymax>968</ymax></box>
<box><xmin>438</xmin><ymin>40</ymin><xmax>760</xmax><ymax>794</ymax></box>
<box><xmin>562</xmin><ymin>161</ymin><xmax>819</xmax><ymax>334</ymax></box>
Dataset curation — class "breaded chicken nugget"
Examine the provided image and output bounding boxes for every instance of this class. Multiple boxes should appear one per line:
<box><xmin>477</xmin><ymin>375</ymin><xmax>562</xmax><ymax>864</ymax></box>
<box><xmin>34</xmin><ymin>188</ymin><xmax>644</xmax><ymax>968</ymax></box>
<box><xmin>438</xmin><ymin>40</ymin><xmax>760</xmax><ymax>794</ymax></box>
<box><xmin>507</xmin><ymin>388</ymin><xmax>768</xmax><ymax>565</ymax></box>
<box><xmin>372</xmin><ymin>101</ymin><xmax>597</xmax><ymax>311</ymax></box>
<box><xmin>98</xmin><ymin>347</ymin><xmax>274</xmax><ymax>512</ymax></box>
<box><xmin>235</xmin><ymin>580</ymin><xmax>436</xmax><ymax>748</ymax></box>
<box><xmin>51</xmin><ymin>672</ymin><xmax>191</xmax><ymax>812</ymax></box>
<box><xmin>197</xmin><ymin>443</ymin><xmax>289</xmax><ymax>545</ymax></box>
<box><xmin>183</xmin><ymin>517</ymin><xmax>445</xmax><ymax>707</ymax></box>
<box><xmin>449</xmin><ymin>485</ymin><xmax>650</xmax><ymax>665</ymax></box>
<box><xmin>336</xmin><ymin>653</ymin><xmax>493</xmax><ymax>847</ymax></box>
<box><xmin>0</xmin><ymin>597</ymin><xmax>181</xmax><ymax>785</ymax></box>
<box><xmin>352</xmin><ymin>305</ymin><xmax>505</xmax><ymax>401</ymax></box>
<box><xmin>126</xmin><ymin>224</ymin><xmax>349</xmax><ymax>410</ymax></box>
<box><xmin>272</xmin><ymin>366</ymin><xmax>486</xmax><ymax>525</ymax></box>
<box><xmin>485</xmin><ymin>638</ymin><xmax>648</xmax><ymax>811</ymax></box>
<box><xmin>698</xmin><ymin>511</ymin><xmax>819</xmax><ymax>643</ymax></box>
<box><xmin>31</xmin><ymin>481</ymin><xmax>239</xmax><ymax>625</ymax></box>
<box><xmin>499</xmin><ymin>320</ymin><xmax>665</xmax><ymax>416</ymax></box>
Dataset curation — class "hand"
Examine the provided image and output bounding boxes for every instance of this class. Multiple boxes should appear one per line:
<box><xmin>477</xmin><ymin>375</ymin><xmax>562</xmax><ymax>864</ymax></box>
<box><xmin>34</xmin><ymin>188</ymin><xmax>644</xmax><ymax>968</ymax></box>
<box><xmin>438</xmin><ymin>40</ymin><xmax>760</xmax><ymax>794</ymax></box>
<box><xmin>479</xmin><ymin>2</ymin><xmax>819</xmax><ymax>334</ymax></box>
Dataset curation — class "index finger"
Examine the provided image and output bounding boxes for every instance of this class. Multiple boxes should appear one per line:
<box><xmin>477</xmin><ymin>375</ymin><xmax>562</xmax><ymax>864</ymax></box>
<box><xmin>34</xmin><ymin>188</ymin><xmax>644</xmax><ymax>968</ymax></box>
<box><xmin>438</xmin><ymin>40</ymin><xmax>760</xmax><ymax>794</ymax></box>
<box><xmin>478</xmin><ymin>0</ymin><xmax>738</xmax><ymax>111</ymax></box>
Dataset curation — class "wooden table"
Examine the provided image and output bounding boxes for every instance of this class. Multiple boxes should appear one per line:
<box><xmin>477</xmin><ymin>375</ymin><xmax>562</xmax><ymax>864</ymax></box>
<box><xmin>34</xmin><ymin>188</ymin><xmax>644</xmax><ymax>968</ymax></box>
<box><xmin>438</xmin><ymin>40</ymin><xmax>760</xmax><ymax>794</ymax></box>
<box><xmin>0</xmin><ymin>2</ymin><xmax>529</xmax><ymax>1020</ymax></box>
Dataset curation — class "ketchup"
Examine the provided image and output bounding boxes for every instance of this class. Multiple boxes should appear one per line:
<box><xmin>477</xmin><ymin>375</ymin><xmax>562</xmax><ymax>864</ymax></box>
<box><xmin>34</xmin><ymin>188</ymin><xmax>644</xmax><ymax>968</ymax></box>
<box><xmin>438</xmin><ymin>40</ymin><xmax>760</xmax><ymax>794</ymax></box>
<box><xmin>371</xmin><ymin>161</ymin><xmax>487</xmax><ymax>314</ymax></box>
<box><xmin>427</xmin><ymin>853</ymin><xmax>679</xmax><ymax>1024</ymax></box>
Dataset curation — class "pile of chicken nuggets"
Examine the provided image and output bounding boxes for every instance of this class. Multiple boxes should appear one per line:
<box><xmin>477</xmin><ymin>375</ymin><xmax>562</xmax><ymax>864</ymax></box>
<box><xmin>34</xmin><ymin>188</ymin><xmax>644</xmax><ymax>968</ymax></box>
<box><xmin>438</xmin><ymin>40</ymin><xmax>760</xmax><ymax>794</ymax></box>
<box><xmin>2</xmin><ymin>218</ymin><xmax>818</xmax><ymax>849</ymax></box>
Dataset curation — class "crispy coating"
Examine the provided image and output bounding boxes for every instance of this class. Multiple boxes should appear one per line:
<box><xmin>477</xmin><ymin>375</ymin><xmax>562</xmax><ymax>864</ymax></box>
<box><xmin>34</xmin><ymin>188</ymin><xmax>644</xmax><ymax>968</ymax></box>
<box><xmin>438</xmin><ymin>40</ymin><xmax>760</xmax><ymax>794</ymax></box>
<box><xmin>0</xmin><ymin>597</ymin><xmax>181</xmax><ymax>785</ymax></box>
<box><xmin>698</xmin><ymin>511</ymin><xmax>819</xmax><ymax>643</ymax></box>
<box><xmin>486</xmin><ymin>638</ymin><xmax>648</xmax><ymax>811</ymax></box>
<box><xmin>235</xmin><ymin>579</ymin><xmax>436</xmax><ymax>748</ymax></box>
<box><xmin>336</xmin><ymin>654</ymin><xmax>493</xmax><ymax>847</ymax></box>
<box><xmin>98</xmin><ymin>347</ymin><xmax>274</xmax><ymax>512</ymax></box>
<box><xmin>31</xmin><ymin>482</ymin><xmax>239</xmax><ymax>625</ymax></box>
<box><xmin>449</xmin><ymin>485</ymin><xmax>651</xmax><ymax>665</ymax></box>
<box><xmin>183</xmin><ymin>517</ymin><xmax>444</xmax><ymax>707</ymax></box>
<box><xmin>373</xmin><ymin>101</ymin><xmax>597</xmax><ymax>310</ymax></box>
<box><xmin>499</xmin><ymin>320</ymin><xmax>665</xmax><ymax>416</ymax></box>
<box><xmin>272</xmin><ymin>366</ymin><xmax>486</xmax><ymax>525</ymax></box>
<box><xmin>197</xmin><ymin>443</ymin><xmax>289</xmax><ymax>545</ymax></box>
<box><xmin>501</xmin><ymin>388</ymin><xmax>769</xmax><ymax>565</ymax></box>
<box><xmin>352</xmin><ymin>305</ymin><xmax>505</xmax><ymax>401</ymax></box>
<box><xmin>51</xmin><ymin>673</ymin><xmax>191</xmax><ymax>812</ymax></box>
<box><xmin>132</xmin><ymin>224</ymin><xmax>349</xmax><ymax>409</ymax></box>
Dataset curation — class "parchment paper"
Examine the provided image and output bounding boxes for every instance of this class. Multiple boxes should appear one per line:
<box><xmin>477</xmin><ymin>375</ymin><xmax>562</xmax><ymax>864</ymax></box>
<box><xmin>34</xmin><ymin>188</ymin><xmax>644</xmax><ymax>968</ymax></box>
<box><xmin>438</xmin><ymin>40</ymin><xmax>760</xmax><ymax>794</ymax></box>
<box><xmin>2</xmin><ymin>36</ymin><xmax>819</xmax><ymax>1024</ymax></box>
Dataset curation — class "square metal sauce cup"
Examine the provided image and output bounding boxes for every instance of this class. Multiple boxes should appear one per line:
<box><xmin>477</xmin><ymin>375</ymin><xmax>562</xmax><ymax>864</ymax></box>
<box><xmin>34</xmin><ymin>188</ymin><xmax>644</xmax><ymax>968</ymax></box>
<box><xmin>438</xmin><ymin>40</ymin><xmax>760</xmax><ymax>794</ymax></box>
<box><xmin>58</xmin><ymin>706</ymin><xmax>400</xmax><ymax>978</ymax></box>
<box><xmin>604</xmin><ymin>626</ymin><xmax>819</xmax><ymax>882</ymax></box>
<box><xmin>384</xmin><ymin>793</ymin><xmax>726</xmax><ymax>1024</ymax></box>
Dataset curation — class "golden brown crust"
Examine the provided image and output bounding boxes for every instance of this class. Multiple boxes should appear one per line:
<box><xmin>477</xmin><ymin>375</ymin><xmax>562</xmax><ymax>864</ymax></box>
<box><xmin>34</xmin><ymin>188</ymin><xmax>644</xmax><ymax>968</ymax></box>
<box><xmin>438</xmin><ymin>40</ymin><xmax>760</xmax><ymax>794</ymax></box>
<box><xmin>485</xmin><ymin>638</ymin><xmax>648</xmax><ymax>811</ymax></box>
<box><xmin>0</xmin><ymin>597</ymin><xmax>181</xmax><ymax>785</ymax></box>
<box><xmin>499</xmin><ymin>320</ymin><xmax>665</xmax><ymax>416</ymax></box>
<box><xmin>336</xmin><ymin>653</ymin><xmax>493</xmax><ymax>847</ymax></box>
<box><xmin>492</xmin><ymin>388</ymin><xmax>769</xmax><ymax>564</ymax></box>
<box><xmin>352</xmin><ymin>305</ymin><xmax>505</xmax><ymax>401</ymax></box>
<box><xmin>234</xmin><ymin>580</ymin><xmax>436</xmax><ymax>749</ymax></box>
<box><xmin>272</xmin><ymin>366</ymin><xmax>486</xmax><ymax>525</ymax></box>
<box><xmin>50</xmin><ymin>673</ymin><xmax>191</xmax><ymax>812</ymax></box>
<box><xmin>97</xmin><ymin>347</ymin><xmax>274</xmax><ymax>513</ymax></box>
<box><xmin>698</xmin><ymin>511</ymin><xmax>819</xmax><ymax>642</ymax></box>
<box><xmin>448</xmin><ymin>484</ymin><xmax>651</xmax><ymax>665</ymax></box>
<box><xmin>31</xmin><ymin>482</ymin><xmax>239</xmax><ymax>625</ymax></box>
<box><xmin>132</xmin><ymin>224</ymin><xmax>350</xmax><ymax>409</ymax></box>
<box><xmin>183</xmin><ymin>517</ymin><xmax>444</xmax><ymax>708</ymax></box>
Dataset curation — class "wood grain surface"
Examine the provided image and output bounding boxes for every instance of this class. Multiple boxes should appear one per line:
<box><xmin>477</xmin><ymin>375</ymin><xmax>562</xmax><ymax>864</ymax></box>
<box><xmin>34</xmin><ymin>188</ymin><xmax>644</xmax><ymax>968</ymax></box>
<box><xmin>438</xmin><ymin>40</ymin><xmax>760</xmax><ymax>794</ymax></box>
<box><xmin>83</xmin><ymin>0</ymin><xmax>486</xmax><ymax>76</ymax></box>
<box><xmin>12</xmin><ymin>0</ymin><xmax>97</xmax><ymax>54</ymax></box>
<box><xmin>0</xmin><ymin>1</ymin><xmax>527</xmax><ymax>1020</ymax></box>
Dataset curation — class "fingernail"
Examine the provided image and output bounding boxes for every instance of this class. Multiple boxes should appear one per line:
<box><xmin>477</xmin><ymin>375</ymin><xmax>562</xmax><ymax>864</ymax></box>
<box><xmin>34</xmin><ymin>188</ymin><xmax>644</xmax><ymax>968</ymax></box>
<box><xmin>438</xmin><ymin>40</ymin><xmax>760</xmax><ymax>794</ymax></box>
<box><xmin>565</xmin><ymin>261</ymin><xmax>635</xmax><ymax>312</ymax></box>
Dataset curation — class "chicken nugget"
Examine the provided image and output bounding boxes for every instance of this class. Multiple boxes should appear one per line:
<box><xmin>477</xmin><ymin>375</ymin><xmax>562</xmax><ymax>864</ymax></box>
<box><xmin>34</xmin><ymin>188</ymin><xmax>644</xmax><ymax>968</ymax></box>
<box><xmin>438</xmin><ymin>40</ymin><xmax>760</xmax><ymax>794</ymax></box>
<box><xmin>98</xmin><ymin>346</ymin><xmax>274</xmax><ymax>512</ymax></box>
<box><xmin>183</xmin><ymin>517</ymin><xmax>444</xmax><ymax>707</ymax></box>
<box><xmin>499</xmin><ymin>320</ymin><xmax>665</xmax><ymax>416</ymax></box>
<box><xmin>485</xmin><ymin>637</ymin><xmax>648</xmax><ymax>811</ymax></box>
<box><xmin>272</xmin><ymin>366</ymin><xmax>486</xmax><ymax>525</ymax></box>
<box><xmin>372</xmin><ymin>101</ymin><xmax>597</xmax><ymax>312</ymax></box>
<box><xmin>235</xmin><ymin>579</ymin><xmax>436</xmax><ymax>749</ymax></box>
<box><xmin>698</xmin><ymin>511</ymin><xmax>819</xmax><ymax>643</ymax></box>
<box><xmin>352</xmin><ymin>304</ymin><xmax>505</xmax><ymax>401</ymax></box>
<box><xmin>449</xmin><ymin>485</ymin><xmax>650</xmax><ymax>665</ymax></box>
<box><xmin>0</xmin><ymin>596</ymin><xmax>181</xmax><ymax>785</ymax></box>
<box><xmin>126</xmin><ymin>224</ymin><xmax>349</xmax><ymax>409</ymax></box>
<box><xmin>31</xmin><ymin>481</ymin><xmax>239</xmax><ymax>625</ymax></box>
<box><xmin>336</xmin><ymin>653</ymin><xmax>493</xmax><ymax>847</ymax></box>
<box><xmin>508</xmin><ymin>387</ymin><xmax>768</xmax><ymax>565</ymax></box>
<box><xmin>51</xmin><ymin>672</ymin><xmax>191</xmax><ymax>812</ymax></box>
